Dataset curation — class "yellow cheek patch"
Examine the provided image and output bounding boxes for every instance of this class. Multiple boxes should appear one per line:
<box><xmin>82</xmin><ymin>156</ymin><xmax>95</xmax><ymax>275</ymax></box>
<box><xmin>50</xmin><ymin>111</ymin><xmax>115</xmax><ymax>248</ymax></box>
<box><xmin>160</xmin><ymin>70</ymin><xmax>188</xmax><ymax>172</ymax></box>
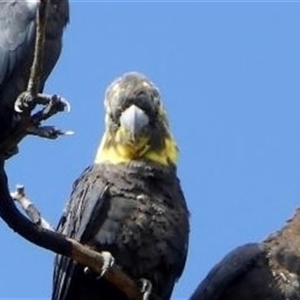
<box><xmin>145</xmin><ymin>138</ymin><xmax>178</xmax><ymax>165</ymax></box>
<box><xmin>95</xmin><ymin>131</ymin><xmax>178</xmax><ymax>166</ymax></box>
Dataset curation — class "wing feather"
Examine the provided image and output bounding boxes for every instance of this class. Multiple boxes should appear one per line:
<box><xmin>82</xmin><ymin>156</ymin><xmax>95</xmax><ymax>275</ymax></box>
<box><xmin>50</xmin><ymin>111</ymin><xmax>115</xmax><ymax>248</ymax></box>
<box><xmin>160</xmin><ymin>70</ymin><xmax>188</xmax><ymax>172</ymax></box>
<box><xmin>0</xmin><ymin>1</ymin><xmax>38</xmax><ymax>85</ymax></box>
<box><xmin>190</xmin><ymin>243</ymin><xmax>265</xmax><ymax>300</ymax></box>
<box><xmin>52</xmin><ymin>165</ymin><xmax>109</xmax><ymax>300</ymax></box>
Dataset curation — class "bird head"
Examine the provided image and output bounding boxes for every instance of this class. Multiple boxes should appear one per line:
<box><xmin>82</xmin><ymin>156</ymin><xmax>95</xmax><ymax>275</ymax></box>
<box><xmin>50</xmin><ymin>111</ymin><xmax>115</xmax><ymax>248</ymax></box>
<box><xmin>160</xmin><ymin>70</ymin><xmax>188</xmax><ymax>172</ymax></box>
<box><xmin>95</xmin><ymin>72</ymin><xmax>178</xmax><ymax>166</ymax></box>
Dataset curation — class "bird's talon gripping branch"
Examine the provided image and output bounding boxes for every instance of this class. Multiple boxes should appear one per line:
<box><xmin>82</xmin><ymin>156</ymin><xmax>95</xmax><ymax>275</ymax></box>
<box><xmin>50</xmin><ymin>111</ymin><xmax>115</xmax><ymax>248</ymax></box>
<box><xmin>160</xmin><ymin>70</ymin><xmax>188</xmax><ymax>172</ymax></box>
<box><xmin>97</xmin><ymin>251</ymin><xmax>115</xmax><ymax>279</ymax></box>
<box><xmin>139</xmin><ymin>278</ymin><xmax>153</xmax><ymax>300</ymax></box>
<box><xmin>83</xmin><ymin>251</ymin><xmax>114</xmax><ymax>279</ymax></box>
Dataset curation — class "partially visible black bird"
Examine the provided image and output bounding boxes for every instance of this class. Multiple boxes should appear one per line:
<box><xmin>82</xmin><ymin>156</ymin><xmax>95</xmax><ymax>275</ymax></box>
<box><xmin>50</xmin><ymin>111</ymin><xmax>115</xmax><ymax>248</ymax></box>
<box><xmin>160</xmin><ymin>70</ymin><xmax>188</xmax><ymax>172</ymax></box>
<box><xmin>0</xmin><ymin>0</ymin><xmax>69</xmax><ymax>146</ymax></box>
<box><xmin>190</xmin><ymin>209</ymin><xmax>300</xmax><ymax>300</ymax></box>
<box><xmin>52</xmin><ymin>72</ymin><xmax>190</xmax><ymax>300</ymax></box>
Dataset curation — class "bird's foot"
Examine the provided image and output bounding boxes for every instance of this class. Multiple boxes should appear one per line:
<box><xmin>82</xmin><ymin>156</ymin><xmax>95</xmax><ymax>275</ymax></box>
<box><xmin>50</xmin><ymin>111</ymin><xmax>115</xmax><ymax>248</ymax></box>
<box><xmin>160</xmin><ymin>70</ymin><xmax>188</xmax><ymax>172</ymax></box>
<box><xmin>31</xmin><ymin>94</ymin><xmax>70</xmax><ymax>122</ymax></box>
<box><xmin>15</xmin><ymin>92</ymin><xmax>70</xmax><ymax>117</ymax></box>
<box><xmin>97</xmin><ymin>251</ymin><xmax>115</xmax><ymax>278</ymax></box>
<box><xmin>139</xmin><ymin>278</ymin><xmax>152</xmax><ymax>300</ymax></box>
<box><xmin>15</xmin><ymin>93</ymin><xmax>73</xmax><ymax>140</ymax></box>
<box><xmin>84</xmin><ymin>251</ymin><xmax>115</xmax><ymax>279</ymax></box>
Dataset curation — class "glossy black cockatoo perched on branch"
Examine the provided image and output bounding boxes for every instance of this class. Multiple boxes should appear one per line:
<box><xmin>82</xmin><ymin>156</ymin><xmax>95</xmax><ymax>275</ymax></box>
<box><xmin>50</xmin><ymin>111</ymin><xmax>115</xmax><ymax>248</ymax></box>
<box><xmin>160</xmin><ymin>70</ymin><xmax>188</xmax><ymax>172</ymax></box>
<box><xmin>52</xmin><ymin>72</ymin><xmax>190</xmax><ymax>300</ymax></box>
<box><xmin>0</xmin><ymin>0</ymin><xmax>69</xmax><ymax>146</ymax></box>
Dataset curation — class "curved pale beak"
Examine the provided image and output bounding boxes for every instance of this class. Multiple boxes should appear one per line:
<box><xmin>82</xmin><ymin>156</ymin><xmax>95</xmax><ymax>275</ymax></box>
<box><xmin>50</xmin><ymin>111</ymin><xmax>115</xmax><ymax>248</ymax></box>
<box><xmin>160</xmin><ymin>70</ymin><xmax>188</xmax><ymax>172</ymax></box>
<box><xmin>120</xmin><ymin>104</ymin><xmax>149</xmax><ymax>142</ymax></box>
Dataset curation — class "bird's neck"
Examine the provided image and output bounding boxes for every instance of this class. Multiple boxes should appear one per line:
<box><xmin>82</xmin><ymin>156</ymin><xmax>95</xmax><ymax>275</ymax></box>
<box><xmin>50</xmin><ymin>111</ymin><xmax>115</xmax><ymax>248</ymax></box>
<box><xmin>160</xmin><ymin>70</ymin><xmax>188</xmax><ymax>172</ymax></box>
<box><xmin>94</xmin><ymin>132</ymin><xmax>178</xmax><ymax>166</ymax></box>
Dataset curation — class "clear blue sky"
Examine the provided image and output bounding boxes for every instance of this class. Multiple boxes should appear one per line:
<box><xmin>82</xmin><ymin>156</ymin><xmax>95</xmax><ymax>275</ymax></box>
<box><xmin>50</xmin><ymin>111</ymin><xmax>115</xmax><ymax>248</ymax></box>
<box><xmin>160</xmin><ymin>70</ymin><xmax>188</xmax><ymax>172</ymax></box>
<box><xmin>1</xmin><ymin>1</ymin><xmax>300</xmax><ymax>299</ymax></box>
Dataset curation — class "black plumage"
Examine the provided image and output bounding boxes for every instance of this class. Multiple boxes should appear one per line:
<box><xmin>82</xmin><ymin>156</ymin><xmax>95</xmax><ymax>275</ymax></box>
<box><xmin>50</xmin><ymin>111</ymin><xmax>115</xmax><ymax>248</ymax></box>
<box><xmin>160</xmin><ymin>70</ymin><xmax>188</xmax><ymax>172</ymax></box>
<box><xmin>53</xmin><ymin>163</ymin><xmax>189</xmax><ymax>300</ymax></box>
<box><xmin>0</xmin><ymin>0</ymin><xmax>69</xmax><ymax>143</ymax></box>
<box><xmin>190</xmin><ymin>209</ymin><xmax>300</xmax><ymax>300</ymax></box>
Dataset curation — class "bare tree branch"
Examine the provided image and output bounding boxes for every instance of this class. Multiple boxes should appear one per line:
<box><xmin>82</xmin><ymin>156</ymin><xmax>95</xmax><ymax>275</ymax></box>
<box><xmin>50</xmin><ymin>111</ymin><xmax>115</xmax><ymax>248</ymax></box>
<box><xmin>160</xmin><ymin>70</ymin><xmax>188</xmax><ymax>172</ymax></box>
<box><xmin>9</xmin><ymin>183</ymin><xmax>161</xmax><ymax>300</ymax></box>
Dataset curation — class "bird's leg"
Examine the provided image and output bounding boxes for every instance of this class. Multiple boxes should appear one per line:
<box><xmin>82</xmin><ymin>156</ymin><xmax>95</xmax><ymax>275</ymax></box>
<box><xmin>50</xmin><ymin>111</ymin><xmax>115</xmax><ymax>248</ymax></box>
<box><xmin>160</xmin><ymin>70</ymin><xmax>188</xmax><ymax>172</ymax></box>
<box><xmin>84</xmin><ymin>251</ymin><xmax>115</xmax><ymax>279</ymax></box>
<box><xmin>139</xmin><ymin>278</ymin><xmax>152</xmax><ymax>300</ymax></box>
<box><xmin>11</xmin><ymin>0</ymin><xmax>71</xmax><ymax>141</ymax></box>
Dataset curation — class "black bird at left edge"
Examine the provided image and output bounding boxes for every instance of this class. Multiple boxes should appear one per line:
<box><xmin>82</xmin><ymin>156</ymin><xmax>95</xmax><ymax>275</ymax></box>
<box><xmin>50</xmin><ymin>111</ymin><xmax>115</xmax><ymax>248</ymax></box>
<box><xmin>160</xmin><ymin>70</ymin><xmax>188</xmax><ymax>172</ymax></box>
<box><xmin>0</xmin><ymin>0</ymin><xmax>69</xmax><ymax>156</ymax></box>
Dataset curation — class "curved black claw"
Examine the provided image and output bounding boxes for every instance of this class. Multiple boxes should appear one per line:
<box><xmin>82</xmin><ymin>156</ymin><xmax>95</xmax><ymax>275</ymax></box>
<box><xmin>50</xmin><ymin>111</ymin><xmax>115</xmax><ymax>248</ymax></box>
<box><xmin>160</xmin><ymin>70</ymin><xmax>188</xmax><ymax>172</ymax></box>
<box><xmin>139</xmin><ymin>278</ymin><xmax>152</xmax><ymax>300</ymax></box>
<box><xmin>14</xmin><ymin>91</ymin><xmax>36</xmax><ymax>113</ymax></box>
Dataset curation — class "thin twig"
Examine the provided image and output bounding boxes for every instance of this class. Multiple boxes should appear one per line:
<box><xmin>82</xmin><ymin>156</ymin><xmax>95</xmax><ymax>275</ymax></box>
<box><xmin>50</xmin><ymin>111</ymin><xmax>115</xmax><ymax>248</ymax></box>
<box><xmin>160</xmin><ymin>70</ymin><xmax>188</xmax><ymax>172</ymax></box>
<box><xmin>11</xmin><ymin>184</ymin><xmax>53</xmax><ymax>230</ymax></box>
